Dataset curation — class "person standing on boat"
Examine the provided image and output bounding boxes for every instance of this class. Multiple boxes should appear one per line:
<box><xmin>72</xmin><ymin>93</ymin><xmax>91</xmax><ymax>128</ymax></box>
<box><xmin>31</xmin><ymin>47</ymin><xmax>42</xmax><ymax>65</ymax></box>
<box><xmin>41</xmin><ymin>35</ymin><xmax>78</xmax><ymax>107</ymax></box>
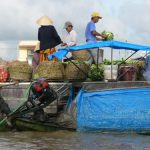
<box><xmin>32</xmin><ymin>16</ymin><xmax>62</xmax><ymax>70</ymax></box>
<box><xmin>85</xmin><ymin>12</ymin><xmax>106</xmax><ymax>64</ymax></box>
<box><xmin>61</xmin><ymin>21</ymin><xmax>77</xmax><ymax>61</ymax></box>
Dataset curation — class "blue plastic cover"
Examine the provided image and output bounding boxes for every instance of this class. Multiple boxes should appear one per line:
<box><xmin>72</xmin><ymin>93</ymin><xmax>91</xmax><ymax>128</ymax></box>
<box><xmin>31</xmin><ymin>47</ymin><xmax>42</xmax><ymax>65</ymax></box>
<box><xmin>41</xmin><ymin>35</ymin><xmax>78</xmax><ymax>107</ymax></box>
<box><xmin>48</xmin><ymin>40</ymin><xmax>150</xmax><ymax>60</ymax></box>
<box><xmin>77</xmin><ymin>88</ymin><xmax>150</xmax><ymax>132</ymax></box>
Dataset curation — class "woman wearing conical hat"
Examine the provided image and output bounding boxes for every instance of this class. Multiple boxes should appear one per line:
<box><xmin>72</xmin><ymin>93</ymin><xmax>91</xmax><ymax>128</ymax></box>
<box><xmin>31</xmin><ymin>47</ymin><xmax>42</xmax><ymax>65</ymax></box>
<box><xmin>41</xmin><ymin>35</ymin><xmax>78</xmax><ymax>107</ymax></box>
<box><xmin>33</xmin><ymin>16</ymin><xmax>61</xmax><ymax>67</ymax></box>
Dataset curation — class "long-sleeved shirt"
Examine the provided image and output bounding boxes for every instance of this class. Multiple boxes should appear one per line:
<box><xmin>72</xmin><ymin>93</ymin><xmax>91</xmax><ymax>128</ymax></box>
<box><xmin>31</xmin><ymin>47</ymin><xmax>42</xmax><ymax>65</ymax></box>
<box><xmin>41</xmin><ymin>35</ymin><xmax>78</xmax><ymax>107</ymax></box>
<box><xmin>61</xmin><ymin>29</ymin><xmax>77</xmax><ymax>60</ymax></box>
<box><xmin>62</xmin><ymin>30</ymin><xmax>77</xmax><ymax>47</ymax></box>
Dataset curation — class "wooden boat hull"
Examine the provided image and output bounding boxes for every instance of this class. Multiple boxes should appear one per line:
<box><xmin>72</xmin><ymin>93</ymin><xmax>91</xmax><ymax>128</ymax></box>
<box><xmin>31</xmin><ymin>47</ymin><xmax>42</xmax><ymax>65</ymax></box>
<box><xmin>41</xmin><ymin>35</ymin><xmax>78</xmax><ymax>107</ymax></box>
<box><xmin>12</xmin><ymin>118</ymin><xmax>150</xmax><ymax>134</ymax></box>
<box><xmin>14</xmin><ymin>118</ymin><xmax>75</xmax><ymax>132</ymax></box>
<box><xmin>1</xmin><ymin>81</ymin><xmax>150</xmax><ymax>133</ymax></box>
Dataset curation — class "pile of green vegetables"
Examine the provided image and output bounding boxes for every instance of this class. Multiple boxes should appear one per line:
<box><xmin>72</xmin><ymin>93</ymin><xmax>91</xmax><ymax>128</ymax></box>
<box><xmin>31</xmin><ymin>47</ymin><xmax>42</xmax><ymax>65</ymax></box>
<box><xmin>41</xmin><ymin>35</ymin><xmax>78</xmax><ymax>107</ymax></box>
<box><xmin>103</xmin><ymin>58</ymin><xmax>126</xmax><ymax>65</ymax></box>
<box><xmin>87</xmin><ymin>64</ymin><xmax>104</xmax><ymax>81</ymax></box>
<box><xmin>86</xmin><ymin>59</ymin><xmax>145</xmax><ymax>81</ymax></box>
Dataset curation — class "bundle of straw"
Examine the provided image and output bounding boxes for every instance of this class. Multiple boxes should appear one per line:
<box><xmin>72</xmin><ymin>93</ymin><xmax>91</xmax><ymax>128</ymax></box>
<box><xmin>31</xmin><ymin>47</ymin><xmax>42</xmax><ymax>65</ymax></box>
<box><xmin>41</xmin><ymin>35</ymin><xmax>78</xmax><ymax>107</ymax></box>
<box><xmin>65</xmin><ymin>61</ymin><xmax>90</xmax><ymax>80</ymax></box>
<box><xmin>0</xmin><ymin>59</ymin><xmax>9</xmax><ymax>70</ymax></box>
<box><xmin>8</xmin><ymin>61</ymin><xmax>32</xmax><ymax>81</ymax></box>
<box><xmin>72</xmin><ymin>50</ymin><xmax>90</xmax><ymax>61</ymax></box>
<box><xmin>36</xmin><ymin>61</ymin><xmax>64</xmax><ymax>80</ymax></box>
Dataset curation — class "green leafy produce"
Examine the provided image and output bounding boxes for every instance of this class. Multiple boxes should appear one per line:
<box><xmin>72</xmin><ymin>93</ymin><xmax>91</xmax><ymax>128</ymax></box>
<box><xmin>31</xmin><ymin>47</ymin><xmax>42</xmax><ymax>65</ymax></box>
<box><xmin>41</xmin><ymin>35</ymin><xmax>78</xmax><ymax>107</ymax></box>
<box><xmin>63</xmin><ymin>60</ymin><xmax>89</xmax><ymax>64</ymax></box>
<box><xmin>88</xmin><ymin>64</ymin><xmax>104</xmax><ymax>81</ymax></box>
<box><xmin>126</xmin><ymin>59</ymin><xmax>137</xmax><ymax>65</ymax></box>
<box><xmin>103</xmin><ymin>59</ymin><xmax>112</xmax><ymax>65</ymax></box>
<box><xmin>103</xmin><ymin>58</ymin><xmax>126</xmax><ymax>65</ymax></box>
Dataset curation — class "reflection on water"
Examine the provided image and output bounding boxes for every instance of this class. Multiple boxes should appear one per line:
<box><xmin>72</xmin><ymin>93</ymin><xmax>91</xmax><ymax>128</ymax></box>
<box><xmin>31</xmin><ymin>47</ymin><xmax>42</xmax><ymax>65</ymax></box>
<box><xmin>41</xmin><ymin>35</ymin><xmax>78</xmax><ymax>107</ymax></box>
<box><xmin>0</xmin><ymin>131</ymin><xmax>150</xmax><ymax>150</ymax></box>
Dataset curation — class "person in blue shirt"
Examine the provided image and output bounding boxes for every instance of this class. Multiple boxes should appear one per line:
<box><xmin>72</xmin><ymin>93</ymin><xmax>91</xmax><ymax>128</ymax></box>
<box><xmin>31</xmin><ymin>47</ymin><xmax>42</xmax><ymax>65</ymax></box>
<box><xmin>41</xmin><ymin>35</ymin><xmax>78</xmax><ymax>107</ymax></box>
<box><xmin>85</xmin><ymin>12</ymin><xmax>105</xmax><ymax>43</ymax></box>
<box><xmin>85</xmin><ymin>12</ymin><xmax>106</xmax><ymax>64</ymax></box>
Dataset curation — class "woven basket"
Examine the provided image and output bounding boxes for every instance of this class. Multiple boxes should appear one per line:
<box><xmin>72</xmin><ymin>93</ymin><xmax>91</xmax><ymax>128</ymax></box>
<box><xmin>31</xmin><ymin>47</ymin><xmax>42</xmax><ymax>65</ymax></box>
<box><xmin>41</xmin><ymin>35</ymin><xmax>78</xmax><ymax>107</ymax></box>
<box><xmin>36</xmin><ymin>61</ymin><xmax>64</xmax><ymax>80</ymax></box>
<box><xmin>72</xmin><ymin>50</ymin><xmax>90</xmax><ymax>61</ymax></box>
<box><xmin>0</xmin><ymin>60</ymin><xmax>8</xmax><ymax>69</ymax></box>
<box><xmin>8</xmin><ymin>61</ymin><xmax>32</xmax><ymax>81</ymax></box>
<box><xmin>65</xmin><ymin>62</ymin><xmax>90</xmax><ymax>80</ymax></box>
<box><xmin>9</xmin><ymin>72</ymin><xmax>32</xmax><ymax>81</ymax></box>
<box><xmin>32</xmin><ymin>71</ymin><xmax>40</xmax><ymax>80</ymax></box>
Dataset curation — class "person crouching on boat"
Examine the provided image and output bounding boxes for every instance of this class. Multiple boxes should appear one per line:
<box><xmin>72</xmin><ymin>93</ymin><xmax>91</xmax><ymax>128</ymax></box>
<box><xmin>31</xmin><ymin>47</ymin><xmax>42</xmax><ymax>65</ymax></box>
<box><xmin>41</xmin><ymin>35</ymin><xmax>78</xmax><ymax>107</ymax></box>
<box><xmin>32</xmin><ymin>16</ymin><xmax>62</xmax><ymax>71</ymax></box>
<box><xmin>85</xmin><ymin>12</ymin><xmax>106</xmax><ymax>64</ymax></box>
<box><xmin>61</xmin><ymin>21</ymin><xmax>77</xmax><ymax>62</ymax></box>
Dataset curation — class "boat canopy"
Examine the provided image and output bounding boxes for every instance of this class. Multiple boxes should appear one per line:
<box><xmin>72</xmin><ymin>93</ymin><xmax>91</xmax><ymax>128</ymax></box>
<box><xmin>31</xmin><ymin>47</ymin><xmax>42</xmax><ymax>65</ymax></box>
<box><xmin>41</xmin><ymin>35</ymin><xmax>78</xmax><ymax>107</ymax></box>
<box><xmin>48</xmin><ymin>40</ymin><xmax>150</xmax><ymax>60</ymax></box>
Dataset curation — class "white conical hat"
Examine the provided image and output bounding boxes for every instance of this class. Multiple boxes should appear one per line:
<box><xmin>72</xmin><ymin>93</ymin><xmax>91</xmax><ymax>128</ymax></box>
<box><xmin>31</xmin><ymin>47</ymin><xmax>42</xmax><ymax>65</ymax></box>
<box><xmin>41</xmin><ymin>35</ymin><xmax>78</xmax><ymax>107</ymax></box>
<box><xmin>36</xmin><ymin>16</ymin><xmax>53</xmax><ymax>26</ymax></box>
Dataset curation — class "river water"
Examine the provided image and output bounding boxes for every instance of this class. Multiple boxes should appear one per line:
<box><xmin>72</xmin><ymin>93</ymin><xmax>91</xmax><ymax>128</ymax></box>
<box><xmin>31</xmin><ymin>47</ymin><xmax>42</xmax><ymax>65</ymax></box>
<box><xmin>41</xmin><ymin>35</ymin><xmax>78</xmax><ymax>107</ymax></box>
<box><xmin>0</xmin><ymin>131</ymin><xmax>150</xmax><ymax>150</ymax></box>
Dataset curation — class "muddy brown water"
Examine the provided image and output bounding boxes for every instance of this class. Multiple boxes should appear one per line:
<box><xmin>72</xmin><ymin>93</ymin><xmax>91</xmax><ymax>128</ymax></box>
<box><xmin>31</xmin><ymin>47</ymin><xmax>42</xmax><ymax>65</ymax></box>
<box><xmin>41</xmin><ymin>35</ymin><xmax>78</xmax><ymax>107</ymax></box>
<box><xmin>0</xmin><ymin>131</ymin><xmax>150</xmax><ymax>150</ymax></box>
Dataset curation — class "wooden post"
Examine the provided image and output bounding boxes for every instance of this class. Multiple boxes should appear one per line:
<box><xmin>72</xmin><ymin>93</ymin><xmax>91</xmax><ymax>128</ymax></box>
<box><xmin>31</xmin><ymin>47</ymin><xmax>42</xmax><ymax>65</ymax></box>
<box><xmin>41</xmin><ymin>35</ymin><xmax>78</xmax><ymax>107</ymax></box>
<box><xmin>96</xmin><ymin>48</ymin><xmax>100</xmax><ymax>80</ymax></box>
<box><xmin>111</xmin><ymin>48</ymin><xmax>113</xmax><ymax>80</ymax></box>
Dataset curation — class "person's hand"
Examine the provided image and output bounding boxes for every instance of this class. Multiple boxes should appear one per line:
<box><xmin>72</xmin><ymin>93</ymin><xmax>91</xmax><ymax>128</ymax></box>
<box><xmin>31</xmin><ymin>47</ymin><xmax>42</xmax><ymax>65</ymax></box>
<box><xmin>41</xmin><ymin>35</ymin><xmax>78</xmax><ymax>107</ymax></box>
<box><xmin>61</xmin><ymin>43</ymin><xmax>67</xmax><ymax>47</ymax></box>
<box><xmin>96</xmin><ymin>37</ymin><xmax>103</xmax><ymax>41</ymax></box>
<box><xmin>101</xmin><ymin>37</ymin><xmax>106</xmax><ymax>41</ymax></box>
<box><xmin>101</xmin><ymin>34</ymin><xmax>107</xmax><ymax>40</ymax></box>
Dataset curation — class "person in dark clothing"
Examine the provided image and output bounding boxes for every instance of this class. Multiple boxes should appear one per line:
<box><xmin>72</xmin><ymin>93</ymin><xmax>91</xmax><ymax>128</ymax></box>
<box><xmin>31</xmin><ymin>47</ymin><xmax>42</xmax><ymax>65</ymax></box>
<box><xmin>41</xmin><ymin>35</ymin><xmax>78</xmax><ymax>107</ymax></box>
<box><xmin>32</xmin><ymin>16</ymin><xmax>61</xmax><ymax>71</ymax></box>
<box><xmin>38</xmin><ymin>25</ymin><xmax>61</xmax><ymax>50</ymax></box>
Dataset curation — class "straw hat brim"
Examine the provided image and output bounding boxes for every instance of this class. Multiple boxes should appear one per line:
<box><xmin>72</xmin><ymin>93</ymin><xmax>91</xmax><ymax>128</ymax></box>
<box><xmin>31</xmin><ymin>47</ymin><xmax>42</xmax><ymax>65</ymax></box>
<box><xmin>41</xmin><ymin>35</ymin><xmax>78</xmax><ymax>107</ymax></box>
<box><xmin>36</xmin><ymin>16</ymin><xmax>53</xmax><ymax>26</ymax></box>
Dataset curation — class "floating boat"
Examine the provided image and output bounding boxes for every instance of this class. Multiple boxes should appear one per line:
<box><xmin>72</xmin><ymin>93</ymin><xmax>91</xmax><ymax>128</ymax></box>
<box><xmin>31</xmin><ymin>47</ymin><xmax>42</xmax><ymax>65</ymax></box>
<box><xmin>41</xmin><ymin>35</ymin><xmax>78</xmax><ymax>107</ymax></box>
<box><xmin>0</xmin><ymin>81</ymin><xmax>75</xmax><ymax>131</ymax></box>
<box><xmin>1</xmin><ymin>40</ymin><xmax>150</xmax><ymax>133</ymax></box>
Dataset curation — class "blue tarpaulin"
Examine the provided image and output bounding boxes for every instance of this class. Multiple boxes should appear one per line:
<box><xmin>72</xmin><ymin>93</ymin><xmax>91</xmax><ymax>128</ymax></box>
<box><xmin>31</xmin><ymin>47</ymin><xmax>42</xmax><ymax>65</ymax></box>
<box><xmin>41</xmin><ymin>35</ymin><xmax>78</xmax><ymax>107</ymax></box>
<box><xmin>77</xmin><ymin>88</ymin><xmax>150</xmax><ymax>132</ymax></box>
<box><xmin>48</xmin><ymin>40</ymin><xmax>150</xmax><ymax>60</ymax></box>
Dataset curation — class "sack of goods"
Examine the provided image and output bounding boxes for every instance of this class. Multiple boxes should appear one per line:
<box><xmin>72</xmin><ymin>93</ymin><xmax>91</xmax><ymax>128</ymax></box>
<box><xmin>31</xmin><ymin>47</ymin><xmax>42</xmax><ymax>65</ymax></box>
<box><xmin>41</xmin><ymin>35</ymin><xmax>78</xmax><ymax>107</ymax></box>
<box><xmin>0</xmin><ymin>59</ymin><xmax>9</xmax><ymax>82</ymax></box>
<box><xmin>8</xmin><ymin>61</ymin><xmax>32</xmax><ymax>81</ymax></box>
<box><xmin>65</xmin><ymin>60</ymin><xmax>90</xmax><ymax>80</ymax></box>
<box><xmin>0</xmin><ymin>68</ymin><xmax>9</xmax><ymax>82</ymax></box>
<box><xmin>35</xmin><ymin>61</ymin><xmax>64</xmax><ymax>80</ymax></box>
<box><xmin>101</xmin><ymin>30</ymin><xmax>114</xmax><ymax>41</ymax></box>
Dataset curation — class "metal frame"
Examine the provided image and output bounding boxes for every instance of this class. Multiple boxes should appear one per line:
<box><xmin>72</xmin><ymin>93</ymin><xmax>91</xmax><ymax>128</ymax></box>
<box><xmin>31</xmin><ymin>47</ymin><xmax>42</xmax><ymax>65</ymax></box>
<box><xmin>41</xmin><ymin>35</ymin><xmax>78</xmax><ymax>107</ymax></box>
<box><xmin>64</xmin><ymin>48</ymin><xmax>148</xmax><ymax>81</ymax></box>
<box><xmin>116</xmin><ymin>50</ymin><xmax>148</xmax><ymax>81</ymax></box>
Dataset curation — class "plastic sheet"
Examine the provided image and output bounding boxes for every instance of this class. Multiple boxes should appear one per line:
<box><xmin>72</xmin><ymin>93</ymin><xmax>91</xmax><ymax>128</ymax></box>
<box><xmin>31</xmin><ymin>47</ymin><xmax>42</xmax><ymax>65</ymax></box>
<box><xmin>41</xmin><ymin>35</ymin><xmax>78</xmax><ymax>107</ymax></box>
<box><xmin>77</xmin><ymin>88</ymin><xmax>150</xmax><ymax>132</ymax></box>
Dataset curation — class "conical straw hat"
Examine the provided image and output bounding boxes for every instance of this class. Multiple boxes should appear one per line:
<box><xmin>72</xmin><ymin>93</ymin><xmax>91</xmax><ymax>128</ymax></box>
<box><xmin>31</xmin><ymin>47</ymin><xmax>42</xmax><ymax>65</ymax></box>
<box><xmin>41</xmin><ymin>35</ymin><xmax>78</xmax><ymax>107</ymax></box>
<box><xmin>36</xmin><ymin>16</ymin><xmax>53</xmax><ymax>26</ymax></box>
